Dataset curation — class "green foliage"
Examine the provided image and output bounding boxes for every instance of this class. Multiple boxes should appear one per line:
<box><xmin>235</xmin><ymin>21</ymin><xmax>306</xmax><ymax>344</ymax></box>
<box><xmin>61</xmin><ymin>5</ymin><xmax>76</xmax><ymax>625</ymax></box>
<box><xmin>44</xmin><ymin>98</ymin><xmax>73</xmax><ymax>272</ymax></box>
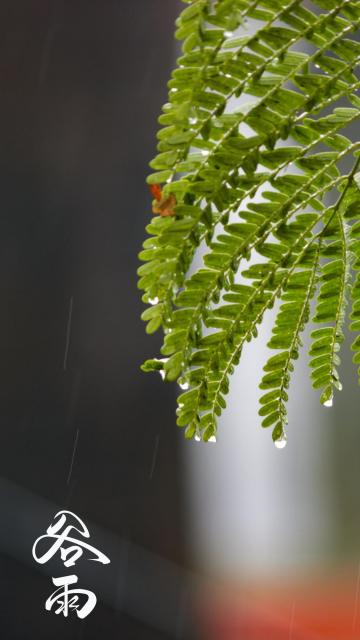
<box><xmin>138</xmin><ymin>0</ymin><xmax>360</xmax><ymax>446</ymax></box>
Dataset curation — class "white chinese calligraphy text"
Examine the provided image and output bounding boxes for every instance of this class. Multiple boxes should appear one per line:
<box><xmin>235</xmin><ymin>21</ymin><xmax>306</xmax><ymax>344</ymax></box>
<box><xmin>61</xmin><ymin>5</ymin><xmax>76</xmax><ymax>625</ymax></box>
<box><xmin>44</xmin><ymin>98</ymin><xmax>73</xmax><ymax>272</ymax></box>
<box><xmin>32</xmin><ymin>510</ymin><xmax>110</xmax><ymax>567</ymax></box>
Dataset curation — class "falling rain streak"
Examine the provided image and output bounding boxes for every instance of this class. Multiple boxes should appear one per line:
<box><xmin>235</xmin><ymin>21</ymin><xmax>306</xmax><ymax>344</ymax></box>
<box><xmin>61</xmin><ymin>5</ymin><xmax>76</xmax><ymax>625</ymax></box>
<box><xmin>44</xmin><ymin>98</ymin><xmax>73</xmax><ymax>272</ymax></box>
<box><xmin>149</xmin><ymin>435</ymin><xmax>160</xmax><ymax>479</ymax></box>
<box><xmin>63</xmin><ymin>296</ymin><xmax>73</xmax><ymax>371</ymax></box>
<box><xmin>67</xmin><ymin>429</ymin><xmax>80</xmax><ymax>486</ymax></box>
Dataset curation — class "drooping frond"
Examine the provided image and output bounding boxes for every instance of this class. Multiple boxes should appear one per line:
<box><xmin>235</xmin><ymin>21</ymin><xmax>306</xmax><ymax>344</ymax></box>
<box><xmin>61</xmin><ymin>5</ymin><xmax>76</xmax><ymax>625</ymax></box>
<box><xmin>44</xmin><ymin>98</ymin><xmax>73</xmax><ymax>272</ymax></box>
<box><xmin>139</xmin><ymin>0</ymin><xmax>360</xmax><ymax>446</ymax></box>
<box><xmin>309</xmin><ymin>189</ymin><xmax>353</xmax><ymax>407</ymax></box>
<box><xmin>260</xmin><ymin>243</ymin><xmax>320</xmax><ymax>444</ymax></box>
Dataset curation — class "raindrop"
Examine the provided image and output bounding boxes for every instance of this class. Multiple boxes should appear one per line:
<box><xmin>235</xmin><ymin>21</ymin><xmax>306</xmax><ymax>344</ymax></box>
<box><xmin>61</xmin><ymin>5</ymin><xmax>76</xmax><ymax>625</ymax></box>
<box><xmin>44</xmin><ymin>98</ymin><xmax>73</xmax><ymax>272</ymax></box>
<box><xmin>179</xmin><ymin>379</ymin><xmax>190</xmax><ymax>390</ymax></box>
<box><xmin>194</xmin><ymin>435</ymin><xmax>201</xmax><ymax>442</ymax></box>
<box><xmin>323</xmin><ymin>395</ymin><xmax>333</xmax><ymax>408</ymax></box>
<box><xmin>225</xmin><ymin>73</ymin><xmax>232</xmax><ymax>79</ymax></box>
<box><xmin>189</xmin><ymin>116</ymin><xmax>198</xmax><ymax>125</ymax></box>
<box><xmin>224</xmin><ymin>30</ymin><xmax>233</xmax><ymax>37</ymax></box>
<box><xmin>149</xmin><ymin>296</ymin><xmax>159</xmax><ymax>305</ymax></box>
<box><xmin>274</xmin><ymin>434</ymin><xmax>287</xmax><ymax>449</ymax></box>
<box><xmin>208</xmin><ymin>436</ymin><xmax>217</xmax><ymax>443</ymax></box>
<box><xmin>171</xmin><ymin>87</ymin><xmax>178</xmax><ymax>93</ymax></box>
<box><xmin>201</xmin><ymin>150</ymin><xmax>209</xmax><ymax>157</ymax></box>
<box><xmin>157</xmin><ymin>357</ymin><xmax>168</xmax><ymax>380</ymax></box>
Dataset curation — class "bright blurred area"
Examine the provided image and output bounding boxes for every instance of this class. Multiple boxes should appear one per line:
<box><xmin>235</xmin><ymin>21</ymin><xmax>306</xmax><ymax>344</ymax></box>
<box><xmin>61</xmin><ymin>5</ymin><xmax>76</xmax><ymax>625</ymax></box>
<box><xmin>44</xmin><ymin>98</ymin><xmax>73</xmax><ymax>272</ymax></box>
<box><xmin>185</xmin><ymin>314</ymin><xmax>360</xmax><ymax>639</ymax></box>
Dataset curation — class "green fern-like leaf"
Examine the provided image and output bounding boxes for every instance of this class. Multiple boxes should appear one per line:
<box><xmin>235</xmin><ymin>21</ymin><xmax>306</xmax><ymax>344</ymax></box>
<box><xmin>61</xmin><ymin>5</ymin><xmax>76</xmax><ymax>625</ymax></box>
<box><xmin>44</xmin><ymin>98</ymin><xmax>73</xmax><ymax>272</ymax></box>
<box><xmin>139</xmin><ymin>0</ymin><xmax>360</xmax><ymax>446</ymax></box>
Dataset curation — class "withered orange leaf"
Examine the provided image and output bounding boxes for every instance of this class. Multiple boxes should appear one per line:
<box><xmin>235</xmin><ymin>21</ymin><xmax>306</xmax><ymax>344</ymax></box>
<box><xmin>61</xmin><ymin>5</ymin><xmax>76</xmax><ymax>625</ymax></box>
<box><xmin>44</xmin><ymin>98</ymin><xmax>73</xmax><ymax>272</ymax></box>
<box><xmin>149</xmin><ymin>183</ymin><xmax>162</xmax><ymax>201</ymax></box>
<box><xmin>149</xmin><ymin>183</ymin><xmax>176</xmax><ymax>217</ymax></box>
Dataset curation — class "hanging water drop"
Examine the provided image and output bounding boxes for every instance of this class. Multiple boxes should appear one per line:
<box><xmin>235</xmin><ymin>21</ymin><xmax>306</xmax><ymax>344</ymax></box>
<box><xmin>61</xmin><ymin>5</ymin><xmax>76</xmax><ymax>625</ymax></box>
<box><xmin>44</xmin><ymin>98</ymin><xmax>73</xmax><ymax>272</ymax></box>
<box><xmin>201</xmin><ymin>150</ymin><xmax>209</xmax><ymax>157</ymax></box>
<box><xmin>189</xmin><ymin>116</ymin><xmax>198</xmax><ymax>125</ymax></box>
<box><xmin>157</xmin><ymin>357</ymin><xmax>168</xmax><ymax>381</ymax></box>
<box><xmin>321</xmin><ymin>386</ymin><xmax>334</xmax><ymax>407</ymax></box>
<box><xmin>179</xmin><ymin>379</ymin><xmax>189</xmax><ymax>390</ymax></box>
<box><xmin>194</xmin><ymin>435</ymin><xmax>201</xmax><ymax>442</ymax></box>
<box><xmin>224</xmin><ymin>30</ymin><xmax>233</xmax><ymax>37</ymax></box>
<box><xmin>148</xmin><ymin>296</ymin><xmax>159</xmax><ymax>305</ymax></box>
<box><xmin>208</xmin><ymin>436</ymin><xmax>217</xmax><ymax>443</ymax></box>
<box><xmin>274</xmin><ymin>434</ymin><xmax>287</xmax><ymax>449</ymax></box>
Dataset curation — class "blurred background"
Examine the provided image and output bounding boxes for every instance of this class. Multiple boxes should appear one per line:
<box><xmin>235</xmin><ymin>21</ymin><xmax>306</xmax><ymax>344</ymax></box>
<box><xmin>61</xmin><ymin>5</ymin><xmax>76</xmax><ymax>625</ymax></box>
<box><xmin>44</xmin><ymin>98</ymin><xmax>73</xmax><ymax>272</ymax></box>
<box><xmin>0</xmin><ymin>1</ymin><xmax>360</xmax><ymax>638</ymax></box>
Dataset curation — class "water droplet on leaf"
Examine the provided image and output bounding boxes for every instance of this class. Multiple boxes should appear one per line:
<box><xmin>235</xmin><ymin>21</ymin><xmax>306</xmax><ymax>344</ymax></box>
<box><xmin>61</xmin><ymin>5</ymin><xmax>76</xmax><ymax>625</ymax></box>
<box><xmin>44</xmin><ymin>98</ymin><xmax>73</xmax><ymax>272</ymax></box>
<box><xmin>149</xmin><ymin>296</ymin><xmax>159</xmax><ymax>305</ymax></box>
<box><xmin>157</xmin><ymin>357</ymin><xmax>168</xmax><ymax>381</ymax></box>
<box><xmin>179</xmin><ymin>379</ymin><xmax>189</xmax><ymax>390</ymax></box>
<box><xmin>274</xmin><ymin>434</ymin><xmax>287</xmax><ymax>449</ymax></box>
<box><xmin>323</xmin><ymin>396</ymin><xmax>333</xmax><ymax>408</ymax></box>
<box><xmin>208</xmin><ymin>436</ymin><xmax>217</xmax><ymax>443</ymax></box>
<box><xmin>194</xmin><ymin>435</ymin><xmax>201</xmax><ymax>442</ymax></box>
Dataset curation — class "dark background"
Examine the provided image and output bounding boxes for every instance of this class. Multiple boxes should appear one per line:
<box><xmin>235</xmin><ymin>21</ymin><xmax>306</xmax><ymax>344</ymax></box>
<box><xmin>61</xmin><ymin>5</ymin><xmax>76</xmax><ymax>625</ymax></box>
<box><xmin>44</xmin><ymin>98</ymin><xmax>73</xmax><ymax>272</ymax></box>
<box><xmin>0</xmin><ymin>1</ymin><xmax>193</xmax><ymax>638</ymax></box>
